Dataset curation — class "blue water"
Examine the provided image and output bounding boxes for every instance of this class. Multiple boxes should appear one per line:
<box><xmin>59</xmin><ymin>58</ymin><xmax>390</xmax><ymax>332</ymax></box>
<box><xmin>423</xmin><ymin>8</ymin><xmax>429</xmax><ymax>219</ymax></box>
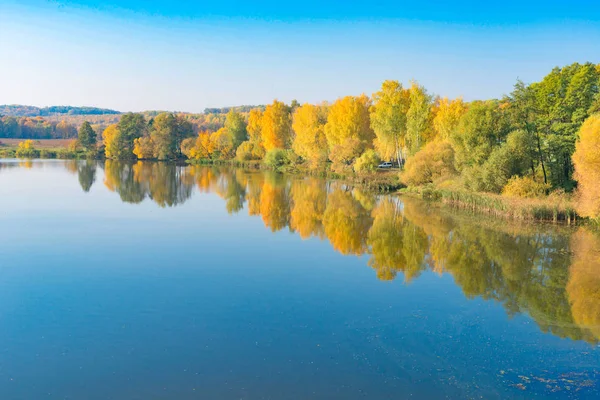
<box><xmin>0</xmin><ymin>160</ymin><xmax>598</xmax><ymax>399</ymax></box>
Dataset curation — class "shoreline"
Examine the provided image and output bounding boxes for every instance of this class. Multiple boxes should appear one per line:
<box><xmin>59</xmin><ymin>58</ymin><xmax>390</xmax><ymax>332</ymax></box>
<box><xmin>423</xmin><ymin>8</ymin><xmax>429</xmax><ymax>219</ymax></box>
<box><xmin>1</xmin><ymin>154</ymin><xmax>588</xmax><ymax>225</ymax></box>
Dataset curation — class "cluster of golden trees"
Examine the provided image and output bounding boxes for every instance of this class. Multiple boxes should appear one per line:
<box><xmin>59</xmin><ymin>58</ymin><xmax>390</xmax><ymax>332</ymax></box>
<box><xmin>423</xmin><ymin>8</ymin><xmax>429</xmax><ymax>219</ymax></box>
<box><xmin>93</xmin><ymin>162</ymin><xmax>600</xmax><ymax>344</ymax></box>
<box><xmin>97</xmin><ymin>63</ymin><xmax>600</xmax><ymax>218</ymax></box>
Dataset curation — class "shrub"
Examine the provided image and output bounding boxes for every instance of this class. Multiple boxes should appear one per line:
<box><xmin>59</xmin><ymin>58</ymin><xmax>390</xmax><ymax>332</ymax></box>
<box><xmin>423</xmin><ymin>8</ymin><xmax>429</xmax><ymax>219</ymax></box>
<box><xmin>353</xmin><ymin>149</ymin><xmax>380</xmax><ymax>173</ymax></box>
<box><xmin>39</xmin><ymin>149</ymin><xmax>57</xmax><ymax>159</ymax></box>
<box><xmin>402</xmin><ymin>140</ymin><xmax>456</xmax><ymax>186</ymax></box>
<box><xmin>15</xmin><ymin>140</ymin><xmax>40</xmax><ymax>158</ymax></box>
<box><xmin>67</xmin><ymin>139</ymin><xmax>80</xmax><ymax>152</ymax></box>
<box><xmin>502</xmin><ymin>176</ymin><xmax>550</xmax><ymax>198</ymax></box>
<box><xmin>236</xmin><ymin>141</ymin><xmax>265</xmax><ymax>161</ymax></box>
<box><xmin>264</xmin><ymin>149</ymin><xmax>298</xmax><ymax>172</ymax></box>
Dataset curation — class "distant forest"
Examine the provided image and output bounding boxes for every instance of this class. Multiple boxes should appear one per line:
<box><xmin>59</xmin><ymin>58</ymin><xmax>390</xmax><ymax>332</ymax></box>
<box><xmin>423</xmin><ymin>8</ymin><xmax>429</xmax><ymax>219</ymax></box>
<box><xmin>0</xmin><ymin>105</ymin><xmax>265</xmax><ymax>140</ymax></box>
<box><xmin>0</xmin><ymin>105</ymin><xmax>121</xmax><ymax>117</ymax></box>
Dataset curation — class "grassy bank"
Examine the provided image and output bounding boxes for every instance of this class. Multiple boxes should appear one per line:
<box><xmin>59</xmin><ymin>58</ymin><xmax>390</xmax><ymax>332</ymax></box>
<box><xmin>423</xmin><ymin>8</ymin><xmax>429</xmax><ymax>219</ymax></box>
<box><xmin>0</xmin><ymin>138</ymin><xmax>88</xmax><ymax>159</ymax></box>
<box><xmin>400</xmin><ymin>185</ymin><xmax>580</xmax><ymax>224</ymax></box>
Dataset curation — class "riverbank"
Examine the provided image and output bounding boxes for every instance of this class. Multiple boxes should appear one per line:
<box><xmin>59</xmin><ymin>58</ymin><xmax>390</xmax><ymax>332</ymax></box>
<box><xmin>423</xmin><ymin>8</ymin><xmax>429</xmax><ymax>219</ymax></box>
<box><xmin>1</xmin><ymin>147</ymin><xmax>584</xmax><ymax>224</ymax></box>
<box><xmin>399</xmin><ymin>185</ymin><xmax>580</xmax><ymax>224</ymax></box>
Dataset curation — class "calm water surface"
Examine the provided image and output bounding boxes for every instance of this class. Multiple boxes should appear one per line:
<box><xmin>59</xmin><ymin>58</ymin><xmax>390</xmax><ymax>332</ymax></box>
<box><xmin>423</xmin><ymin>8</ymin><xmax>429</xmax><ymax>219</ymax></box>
<box><xmin>0</xmin><ymin>159</ymin><xmax>599</xmax><ymax>399</ymax></box>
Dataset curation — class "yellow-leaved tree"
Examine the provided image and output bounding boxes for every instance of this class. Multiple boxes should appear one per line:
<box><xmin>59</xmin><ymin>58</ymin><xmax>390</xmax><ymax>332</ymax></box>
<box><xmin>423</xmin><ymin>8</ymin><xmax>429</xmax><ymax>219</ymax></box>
<box><xmin>433</xmin><ymin>97</ymin><xmax>467</xmax><ymax>140</ymax></box>
<box><xmin>102</xmin><ymin>124</ymin><xmax>121</xmax><ymax>159</ymax></box>
<box><xmin>573</xmin><ymin>114</ymin><xmax>600</xmax><ymax>220</ymax></box>
<box><xmin>369</xmin><ymin>80</ymin><xmax>410</xmax><ymax>166</ymax></box>
<box><xmin>325</xmin><ymin>95</ymin><xmax>374</xmax><ymax>167</ymax></box>
<box><xmin>292</xmin><ymin>103</ymin><xmax>328</xmax><ymax>167</ymax></box>
<box><xmin>406</xmin><ymin>81</ymin><xmax>433</xmax><ymax>155</ymax></box>
<box><xmin>247</xmin><ymin>109</ymin><xmax>264</xmax><ymax>145</ymax></box>
<box><xmin>261</xmin><ymin>101</ymin><xmax>292</xmax><ymax>151</ymax></box>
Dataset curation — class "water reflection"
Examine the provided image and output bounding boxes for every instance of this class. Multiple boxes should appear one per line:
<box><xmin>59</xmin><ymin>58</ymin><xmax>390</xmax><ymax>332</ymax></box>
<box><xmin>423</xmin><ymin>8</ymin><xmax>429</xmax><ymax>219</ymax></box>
<box><xmin>102</xmin><ymin>161</ymin><xmax>194</xmax><ymax>207</ymax></box>
<box><xmin>11</xmin><ymin>160</ymin><xmax>600</xmax><ymax>345</ymax></box>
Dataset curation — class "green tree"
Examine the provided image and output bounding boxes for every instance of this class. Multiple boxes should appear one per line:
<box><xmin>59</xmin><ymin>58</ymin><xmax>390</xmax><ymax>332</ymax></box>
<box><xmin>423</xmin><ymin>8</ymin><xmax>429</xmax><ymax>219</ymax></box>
<box><xmin>110</xmin><ymin>113</ymin><xmax>147</xmax><ymax>159</ymax></box>
<box><xmin>224</xmin><ymin>110</ymin><xmax>248</xmax><ymax>147</ymax></box>
<box><xmin>78</xmin><ymin>121</ymin><xmax>97</xmax><ymax>152</ymax></box>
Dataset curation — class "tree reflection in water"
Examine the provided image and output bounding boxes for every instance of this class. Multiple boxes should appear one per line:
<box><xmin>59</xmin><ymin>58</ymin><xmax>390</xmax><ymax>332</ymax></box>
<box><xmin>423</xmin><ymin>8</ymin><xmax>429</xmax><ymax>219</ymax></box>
<box><xmin>84</xmin><ymin>162</ymin><xmax>600</xmax><ymax>344</ymax></box>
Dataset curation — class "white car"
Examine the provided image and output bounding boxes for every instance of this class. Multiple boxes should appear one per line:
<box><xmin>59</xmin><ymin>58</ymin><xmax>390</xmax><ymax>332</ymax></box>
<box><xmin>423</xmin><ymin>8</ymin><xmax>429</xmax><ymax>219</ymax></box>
<box><xmin>378</xmin><ymin>162</ymin><xmax>393</xmax><ymax>169</ymax></box>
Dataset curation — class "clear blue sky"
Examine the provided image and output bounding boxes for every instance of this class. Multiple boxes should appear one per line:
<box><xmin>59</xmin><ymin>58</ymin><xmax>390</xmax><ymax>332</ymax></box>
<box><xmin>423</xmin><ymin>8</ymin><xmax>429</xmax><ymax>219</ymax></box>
<box><xmin>1</xmin><ymin>0</ymin><xmax>599</xmax><ymax>112</ymax></box>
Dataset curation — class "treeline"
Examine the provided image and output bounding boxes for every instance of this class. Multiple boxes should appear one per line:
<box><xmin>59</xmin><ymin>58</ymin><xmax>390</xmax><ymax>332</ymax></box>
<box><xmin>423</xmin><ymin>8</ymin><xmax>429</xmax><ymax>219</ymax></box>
<box><xmin>203</xmin><ymin>105</ymin><xmax>265</xmax><ymax>114</ymax></box>
<box><xmin>0</xmin><ymin>105</ymin><xmax>120</xmax><ymax>117</ymax></box>
<box><xmin>91</xmin><ymin>62</ymin><xmax>600</xmax><ymax>218</ymax></box>
<box><xmin>0</xmin><ymin>111</ymin><xmax>228</xmax><ymax>140</ymax></box>
<box><xmin>0</xmin><ymin>116</ymin><xmax>79</xmax><ymax>139</ymax></box>
<box><xmin>7</xmin><ymin>62</ymin><xmax>600</xmax><ymax>219</ymax></box>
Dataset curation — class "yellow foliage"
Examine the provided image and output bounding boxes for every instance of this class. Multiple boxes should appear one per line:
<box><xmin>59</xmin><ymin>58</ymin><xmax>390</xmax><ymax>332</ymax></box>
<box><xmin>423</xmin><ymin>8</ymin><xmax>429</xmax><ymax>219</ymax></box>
<box><xmin>501</xmin><ymin>176</ymin><xmax>550</xmax><ymax>198</ymax></box>
<box><xmin>322</xmin><ymin>189</ymin><xmax>372</xmax><ymax>255</ymax></box>
<box><xmin>133</xmin><ymin>136</ymin><xmax>155</xmax><ymax>159</ymax></box>
<box><xmin>402</xmin><ymin>140</ymin><xmax>456</xmax><ymax>186</ymax></box>
<box><xmin>247</xmin><ymin>109</ymin><xmax>264</xmax><ymax>145</ymax></box>
<box><xmin>573</xmin><ymin>114</ymin><xmax>600</xmax><ymax>220</ymax></box>
<box><xmin>102</xmin><ymin>124</ymin><xmax>120</xmax><ymax>159</ymax></box>
<box><xmin>325</xmin><ymin>95</ymin><xmax>374</xmax><ymax>154</ymax></box>
<box><xmin>67</xmin><ymin>139</ymin><xmax>79</xmax><ymax>152</ymax></box>
<box><xmin>210</xmin><ymin>128</ymin><xmax>236</xmax><ymax>159</ymax></box>
<box><xmin>18</xmin><ymin>139</ymin><xmax>35</xmax><ymax>150</ymax></box>
<box><xmin>433</xmin><ymin>97</ymin><xmax>467</xmax><ymax>140</ymax></box>
<box><xmin>292</xmin><ymin>103</ymin><xmax>328</xmax><ymax>167</ymax></box>
<box><xmin>370</xmin><ymin>80</ymin><xmax>410</xmax><ymax>163</ymax></box>
<box><xmin>567</xmin><ymin>228</ymin><xmax>600</xmax><ymax>340</ymax></box>
<box><xmin>259</xmin><ymin>174</ymin><xmax>290</xmax><ymax>231</ymax></box>
<box><xmin>261</xmin><ymin>100</ymin><xmax>292</xmax><ymax>151</ymax></box>
<box><xmin>289</xmin><ymin>179</ymin><xmax>327</xmax><ymax>239</ymax></box>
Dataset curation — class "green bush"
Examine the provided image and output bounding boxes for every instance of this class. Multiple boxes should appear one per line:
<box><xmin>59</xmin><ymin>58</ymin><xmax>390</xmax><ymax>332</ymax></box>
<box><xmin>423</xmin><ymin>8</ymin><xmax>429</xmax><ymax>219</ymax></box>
<box><xmin>264</xmin><ymin>149</ymin><xmax>299</xmax><ymax>172</ymax></box>
<box><xmin>353</xmin><ymin>149</ymin><xmax>380</xmax><ymax>173</ymax></box>
<box><xmin>39</xmin><ymin>150</ymin><xmax>57</xmax><ymax>159</ymax></box>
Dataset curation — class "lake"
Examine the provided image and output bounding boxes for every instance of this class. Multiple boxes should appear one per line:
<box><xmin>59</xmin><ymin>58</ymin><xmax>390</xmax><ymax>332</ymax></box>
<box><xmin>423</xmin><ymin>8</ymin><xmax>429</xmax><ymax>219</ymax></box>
<box><xmin>0</xmin><ymin>159</ymin><xmax>598</xmax><ymax>399</ymax></box>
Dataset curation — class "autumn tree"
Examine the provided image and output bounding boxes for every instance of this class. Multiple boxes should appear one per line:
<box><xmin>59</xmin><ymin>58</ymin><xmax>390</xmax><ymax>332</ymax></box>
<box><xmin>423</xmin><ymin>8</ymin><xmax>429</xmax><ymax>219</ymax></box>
<box><xmin>56</xmin><ymin>120</ymin><xmax>77</xmax><ymax>138</ymax></box>
<box><xmin>102</xmin><ymin>124</ymin><xmax>121</xmax><ymax>159</ymax></box>
<box><xmin>210</xmin><ymin>128</ymin><xmax>236</xmax><ymax>159</ymax></box>
<box><xmin>261</xmin><ymin>100</ymin><xmax>292</xmax><ymax>151</ymax></box>
<box><xmin>406</xmin><ymin>81</ymin><xmax>433</xmax><ymax>155</ymax></box>
<box><xmin>78</xmin><ymin>121</ymin><xmax>97</xmax><ymax>152</ymax></box>
<box><xmin>325</xmin><ymin>95</ymin><xmax>374</xmax><ymax>167</ymax></box>
<box><xmin>292</xmin><ymin>103</ymin><xmax>328</xmax><ymax>167</ymax></box>
<box><xmin>247</xmin><ymin>109</ymin><xmax>264</xmax><ymax>145</ymax></box>
<box><xmin>433</xmin><ymin>97</ymin><xmax>467</xmax><ymax>140</ymax></box>
<box><xmin>369</xmin><ymin>80</ymin><xmax>410</xmax><ymax>166</ymax></box>
<box><xmin>573</xmin><ymin>114</ymin><xmax>600</xmax><ymax>220</ymax></box>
